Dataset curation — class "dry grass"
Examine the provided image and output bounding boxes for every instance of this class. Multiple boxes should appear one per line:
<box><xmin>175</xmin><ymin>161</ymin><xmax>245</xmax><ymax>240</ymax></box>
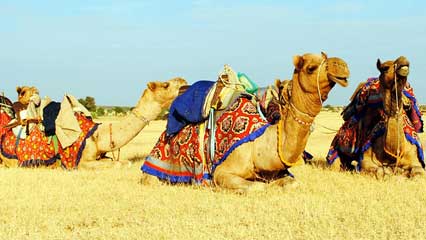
<box><xmin>0</xmin><ymin>112</ymin><xmax>425</xmax><ymax>240</ymax></box>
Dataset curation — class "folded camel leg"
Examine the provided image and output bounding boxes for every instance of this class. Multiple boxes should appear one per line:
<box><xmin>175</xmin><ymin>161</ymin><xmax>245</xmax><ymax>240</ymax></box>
<box><xmin>213</xmin><ymin>151</ymin><xmax>266</xmax><ymax>193</ymax></box>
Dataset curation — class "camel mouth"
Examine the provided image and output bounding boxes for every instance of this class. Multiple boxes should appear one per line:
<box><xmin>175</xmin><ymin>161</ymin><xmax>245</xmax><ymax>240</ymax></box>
<box><xmin>328</xmin><ymin>74</ymin><xmax>348</xmax><ymax>87</ymax></box>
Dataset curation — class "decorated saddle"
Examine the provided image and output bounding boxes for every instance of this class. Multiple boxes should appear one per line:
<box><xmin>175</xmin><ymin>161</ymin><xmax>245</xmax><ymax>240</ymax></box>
<box><xmin>166</xmin><ymin>65</ymin><xmax>258</xmax><ymax>137</ymax></box>
<box><xmin>0</xmin><ymin>94</ymin><xmax>98</xmax><ymax>169</ymax></box>
<box><xmin>0</xmin><ymin>112</ymin><xmax>98</xmax><ymax>168</ymax></box>
<box><xmin>326</xmin><ymin>77</ymin><xmax>424</xmax><ymax>169</ymax></box>
<box><xmin>142</xmin><ymin>96</ymin><xmax>271</xmax><ymax>184</ymax></box>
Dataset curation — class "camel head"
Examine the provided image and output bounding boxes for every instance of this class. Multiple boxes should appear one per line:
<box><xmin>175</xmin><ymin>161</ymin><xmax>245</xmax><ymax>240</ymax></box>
<box><xmin>286</xmin><ymin>52</ymin><xmax>349</xmax><ymax>116</ymax></box>
<box><xmin>16</xmin><ymin>86</ymin><xmax>40</xmax><ymax>106</ymax></box>
<box><xmin>288</xmin><ymin>52</ymin><xmax>349</xmax><ymax>108</ymax></box>
<box><xmin>377</xmin><ymin>56</ymin><xmax>409</xmax><ymax>90</ymax></box>
<box><xmin>377</xmin><ymin>56</ymin><xmax>410</xmax><ymax>116</ymax></box>
<box><xmin>142</xmin><ymin>77</ymin><xmax>188</xmax><ymax>109</ymax></box>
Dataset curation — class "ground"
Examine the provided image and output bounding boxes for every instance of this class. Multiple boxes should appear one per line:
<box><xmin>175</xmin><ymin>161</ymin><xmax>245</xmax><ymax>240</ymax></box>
<box><xmin>0</xmin><ymin>112</ymin><xmax>425</xmax><ymax>240</ymax></box>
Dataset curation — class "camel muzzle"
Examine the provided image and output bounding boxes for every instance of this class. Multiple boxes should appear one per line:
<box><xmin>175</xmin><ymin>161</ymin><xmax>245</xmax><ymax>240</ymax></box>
<box><xmin>326</xmin><ymin>58</ymin><xmax>350</xmax><ymax>87</ymax></box>
<box><xmin>397</xmin><ymin>66</ymin><xmax>409</xmax><ymax>77</ymax></box>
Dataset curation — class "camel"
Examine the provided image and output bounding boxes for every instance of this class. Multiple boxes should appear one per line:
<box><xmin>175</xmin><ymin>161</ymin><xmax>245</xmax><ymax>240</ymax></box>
<box><xmin>141</xmin><ymin>52</ymin><xmax>350</xmax><ymax>192</ymax></box>
<box><xmin>327</xmin><ymin>56</ymin><xmax>424</xmax><ymax>178</ymax></box>
<box><xmin>0</xmin><ymin>77</ymin><xmax>187</xmax><ymax>168</ymax></box>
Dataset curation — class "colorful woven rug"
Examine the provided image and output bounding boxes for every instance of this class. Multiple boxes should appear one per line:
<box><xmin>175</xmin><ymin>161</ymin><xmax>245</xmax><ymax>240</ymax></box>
<box><xmin>141</xmin><ymin>96</ymin><xmax>271</xmax><ymax>184</ymax></box>
<box><xmin>0</xmin><ymin>112</ymin><xmax>99</xmax><ymax>169</ymax></box>
<box><xmin>327</xmin><ymin>78</ymin><xmax>424</xmax><ymax>169</ymax></box>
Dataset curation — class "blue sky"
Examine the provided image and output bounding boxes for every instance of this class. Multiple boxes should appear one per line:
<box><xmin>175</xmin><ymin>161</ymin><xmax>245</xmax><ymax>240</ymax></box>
<box><xmin>1</xmin><ymin>0</ymin><xmax>425</xmax><ymax>106</ymax></box>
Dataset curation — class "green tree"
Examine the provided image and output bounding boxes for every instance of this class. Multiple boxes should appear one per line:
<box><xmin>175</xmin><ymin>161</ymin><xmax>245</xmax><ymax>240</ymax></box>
<box><xmin>96</xmin><ymin>107</ymin><xmax>105</xmax><ymax>116</ymax></box>
<box><xmin>113</xmin><ymin>106</ymin><xmax>124</xmax><ymax>114</ymax></box>
<box><xmin>78</xmin><ymin>96</ymin><xmax>96</xmax><ymax>112</ymax></box>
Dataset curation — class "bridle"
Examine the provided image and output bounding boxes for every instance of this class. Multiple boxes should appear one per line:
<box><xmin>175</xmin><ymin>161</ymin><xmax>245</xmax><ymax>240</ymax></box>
<box><xmin>278</xmin><ymin>58</ymin><xmax>328</xmax><ymax>127</ymax></box>
<box><xmin>276</xmin><ymin>58</ymin><xmax>328</xmax><ymax>167</ymax></box>
<box><xmin>316</xmin><ymin>59</ymin><xmax>326</xmax><ymax>106</ymax></box>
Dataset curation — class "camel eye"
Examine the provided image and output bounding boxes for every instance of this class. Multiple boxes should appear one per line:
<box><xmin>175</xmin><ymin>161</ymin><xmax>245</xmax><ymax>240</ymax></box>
<box><xmin>20</xmin><ymin>91</ymin><xmax>26</xmax><ymax>96</ymax></box>
<box><xmin>307</xmin><ymin>65</ymin><xmax>317</xmax><ymax>74</ymax></box>
<box><xmin>382</xmin><ymin>66</ymin><xmax>390</xmax><ymax>72</ymax></box>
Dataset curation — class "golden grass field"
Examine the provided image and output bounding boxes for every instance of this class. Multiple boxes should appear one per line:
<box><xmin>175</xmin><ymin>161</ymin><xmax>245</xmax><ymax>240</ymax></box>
<box><xmin>1</xmin><ymin>112</ymin><xmax>425</xmax><ymax>240</ymax></box>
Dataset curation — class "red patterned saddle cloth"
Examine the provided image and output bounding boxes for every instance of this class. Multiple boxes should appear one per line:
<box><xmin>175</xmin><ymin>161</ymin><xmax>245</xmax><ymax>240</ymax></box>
<box><xmin>0</xmin><ymin>112</ymin><xmax>98</xmax><ymax>169</ymax></box>
<box><xmin>141</xmin><ymin>96</ymin><xmax>271</xmax><ymax>184</ymax></box>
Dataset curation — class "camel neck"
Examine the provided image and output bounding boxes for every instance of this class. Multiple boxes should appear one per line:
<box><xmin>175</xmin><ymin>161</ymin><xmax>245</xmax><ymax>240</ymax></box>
<box><xmin>290</xmin><ymin>75</ymin><xmax>322</xmax><ymax>117</ymax></box>
<box><xmin>380</xmin><ymin>78</ymin><xmax>403</xmax><ymax>117</ymax></box>
<box><xmin>133</xmin><ymin>96</ymin><xmax>162</xmax><ymax>122</ymax></box>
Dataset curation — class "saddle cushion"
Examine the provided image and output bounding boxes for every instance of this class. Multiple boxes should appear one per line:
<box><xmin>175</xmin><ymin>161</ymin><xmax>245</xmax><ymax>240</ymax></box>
<box><xmin>166</xmin><ymin>80</ymin><xmax>215</xmax><ymax>136</ymax></box>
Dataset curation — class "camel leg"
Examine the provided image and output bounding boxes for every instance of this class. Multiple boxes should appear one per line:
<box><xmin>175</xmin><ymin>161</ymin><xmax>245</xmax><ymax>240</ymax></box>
<box><xmin>361</xmin><ymin>148</ymin><xmax>386</xmax><ymax>179</ymax></box>
<box><xmin>213</xmin><ymin>147</ymin><xmax>265</xmax><ymax>193</ymax></box>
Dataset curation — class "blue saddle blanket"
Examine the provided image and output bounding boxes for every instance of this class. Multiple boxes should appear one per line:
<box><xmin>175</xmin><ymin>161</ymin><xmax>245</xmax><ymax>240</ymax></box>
<box><xmin>166</xmin><ymin>80</ymin><xmax>215</xmax><ymax>136</ymax></box>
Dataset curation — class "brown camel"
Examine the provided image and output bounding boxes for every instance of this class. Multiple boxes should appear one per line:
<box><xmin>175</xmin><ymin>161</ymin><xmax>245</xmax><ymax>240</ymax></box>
<box><xmin>356</xmin><ymin>57</ymin><xmax>423</xmax><ymax>178</ymax></box>
<box><xmin>0</xmin><ymin>77</ymin><xmax>187</xmax><ymax>168</ymax></box>
<box><xmin>142</xmin><ymin>53</ymin><xmax>350</xmax><ymax>192</ymax></box>
<box><xmin>327</xmin><ymin>56</ymin><xmax>424</xmax><ymax>178</ymax></box>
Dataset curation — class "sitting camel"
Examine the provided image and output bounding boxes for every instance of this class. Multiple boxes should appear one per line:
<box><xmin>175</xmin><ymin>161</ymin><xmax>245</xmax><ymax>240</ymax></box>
<box><xmin>327</xmin><ymin>56</ymin><xmax>424</xmax><ymax>178</ymax></box>
<box><xmin>141</xmin><ymin>52</ymin><xmax>350</xmax><ymax>192</ymax></box>
<box><xmin>0</xmin><ymin>77</ymin><xmax>187</xmax><ymax>168</ymax></box>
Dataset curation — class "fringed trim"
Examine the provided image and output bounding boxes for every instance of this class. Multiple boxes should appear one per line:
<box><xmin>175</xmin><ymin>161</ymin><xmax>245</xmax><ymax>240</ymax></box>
<box><xmin>326</xmin><ymin>148</ymin><xmax>339</xmax><ymax>165</ymax></box>
<box><xmin>403</xmin><ymin>90</ymin><xmax>424</xmax><ymax>133</ymax></box>
<box><xmin>141</xmin><ymin>156</ymin><xmax>204</xmax><ymax>183</ymax></box>
<box><xmin>404</xmin><ymin>133</ymin><xmax>425</xmax><ymax>168</ymax></box>
<box><xmin>20</xmin><ymin>155</ymin><xmax>60</xmax><ymax>167</ymax></box>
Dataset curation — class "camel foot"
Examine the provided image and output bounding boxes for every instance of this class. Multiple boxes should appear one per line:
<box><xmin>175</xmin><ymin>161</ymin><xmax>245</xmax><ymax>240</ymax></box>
<box><xmin>410</xmin><ymin>166</ymin><xmax>425</xmax><ymax>178</ymax></box>
<box><xmin>140</xmin><ymin>173</ymin><xmax>162</xmax><ymax>186</ymax></box>
<box><xmin>364</xmin><ymin>167</ymin><xmax>390</xmax><ymax>180</ymax></box>
<box><xmin>234</xmin><ymin>182</ymin><xmax>266</xmax><ymax>194</ymax></box>
<box><xmin>269</xmin><ymin>176</ymin><xmax>297</xmax><ymax>188</ymax></box>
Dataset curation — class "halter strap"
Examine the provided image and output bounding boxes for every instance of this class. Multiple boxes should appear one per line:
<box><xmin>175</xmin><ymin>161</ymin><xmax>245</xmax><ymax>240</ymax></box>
<box><xmin>316</xmin><ymin>58</ymin><xmax>326</xmax><ymax>106</ymax></box>
<box><xmin>131</xmin><ymin>109</ymin><xmax>149</xmax><ymax>124</ymax></box>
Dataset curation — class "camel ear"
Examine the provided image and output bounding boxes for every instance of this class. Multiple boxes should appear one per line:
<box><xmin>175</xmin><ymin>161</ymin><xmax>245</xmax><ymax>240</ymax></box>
<box><xmin>147</xmin><ymin>82</ymin><xmax>157</xmax><ymax>91</ymax></box>
<box><xmin>376</xmin><ymin>59</ymin><xmax>382</xmax><ymax>71</ymax></box>
<box><xmin>321</xmin><ymin>51</ymin><xmax>328</xmax><ymax>60</ymax></box>
<box><xmin>274</xmin><ymin>79</ymin><xmax>281</xmax><ymax>89</ymax></box>
<box><xmin>16</xmin><ymin>86</ymin><xmax>22</xmax><ymax>94</ymax></box>
<box><xmin>293</xmin><ymin>55</ymin><xmax>304</xmax><ymax>71</ymax></box>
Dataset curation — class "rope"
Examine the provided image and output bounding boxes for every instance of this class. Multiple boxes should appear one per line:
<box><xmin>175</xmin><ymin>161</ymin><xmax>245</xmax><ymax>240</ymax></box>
<box><xmin>394</xmin><ymin>64</ymin><xmax>401</xmax><ymax>170</ymax></box>
<box><xmin>316</xmin><ymin>59</ymin><xmax>326</xmax><ymax>106</ymax></box>
<box><xmin>314</xmin><ymin>122</ymin><xmax>339</xmax><ymax>134</ymax></box>
<box><xmin>109</xmin><ymin>123</ymin><xmax>120</xmax><ymax>161</ymax></box>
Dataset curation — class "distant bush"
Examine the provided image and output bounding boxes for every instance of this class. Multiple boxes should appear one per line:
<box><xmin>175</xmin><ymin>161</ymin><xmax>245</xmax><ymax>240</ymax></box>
<box><xmin>96</xmin><ymin>107</ymin><xmax>105</xmax><ymax>116</ymax></box>
<box><xmin>78</xmin><ymin>96</ymin><xmax>96</xmax><ymax>112</ymax></box>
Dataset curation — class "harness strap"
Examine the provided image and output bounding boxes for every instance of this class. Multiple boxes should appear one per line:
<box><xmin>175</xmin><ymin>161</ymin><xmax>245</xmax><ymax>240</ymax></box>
<box><xmin>15</xmin><ymin>127</ymin><xmax>23</xmax><ymax>148</ymax></box>
<box><xmin>207</xmin><ymin>108</ymin><xmax>216</xmax><ymax>164</ymax></box>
